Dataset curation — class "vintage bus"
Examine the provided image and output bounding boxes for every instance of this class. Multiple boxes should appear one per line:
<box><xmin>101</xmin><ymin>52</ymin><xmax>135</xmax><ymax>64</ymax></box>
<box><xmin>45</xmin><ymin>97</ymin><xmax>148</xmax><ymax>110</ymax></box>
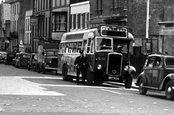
<box><xmin>57</xmin><ymin>25</ymin><xmax>136</xmax><ymax>88</ymax></box>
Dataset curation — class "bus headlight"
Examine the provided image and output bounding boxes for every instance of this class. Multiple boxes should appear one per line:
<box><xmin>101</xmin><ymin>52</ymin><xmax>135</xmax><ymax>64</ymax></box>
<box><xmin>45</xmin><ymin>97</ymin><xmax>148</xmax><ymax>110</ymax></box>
<box><xmin>97</xmin><ymin>64</ymin><xmax>102</xmax><ymax>70</ymax></box>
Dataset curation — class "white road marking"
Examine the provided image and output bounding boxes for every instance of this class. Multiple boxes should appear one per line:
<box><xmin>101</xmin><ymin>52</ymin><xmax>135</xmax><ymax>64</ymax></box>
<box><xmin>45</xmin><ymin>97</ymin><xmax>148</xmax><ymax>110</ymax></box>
<box><xmin>0</xmin><ymin>76</ymin><xmax>63</xmax><ymax>79</ymax></box>
<box><xmin>101</xmin><ymin>89</ymin><xmax>122</xmax><ymax>95</ymax></box>
<box><xmin>0</xmin><ymin>76</ymin><xmax>137</xmax><ymax>96</ymax></box>
<box><xmin>100</xmin><ymin>89</ymin><xmax>136</xmax><ymax>95</ymax></box>
<box><xmin>0</xmin><ymin>77</ymin><xmax>65</xmax><ymax>96</ymax></box>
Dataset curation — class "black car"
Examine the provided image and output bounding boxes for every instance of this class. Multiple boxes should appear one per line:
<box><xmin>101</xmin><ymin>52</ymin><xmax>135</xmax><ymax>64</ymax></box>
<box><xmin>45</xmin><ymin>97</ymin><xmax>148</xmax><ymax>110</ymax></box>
<box><xmin>135</xmin><ymin>54</ymin><xmax>174</xmax><ymax>100</ymax></box>
<box><xmin>5</xmin><ymin>52</ymin><xmax>16</xmax><ymax>65</ymax></box>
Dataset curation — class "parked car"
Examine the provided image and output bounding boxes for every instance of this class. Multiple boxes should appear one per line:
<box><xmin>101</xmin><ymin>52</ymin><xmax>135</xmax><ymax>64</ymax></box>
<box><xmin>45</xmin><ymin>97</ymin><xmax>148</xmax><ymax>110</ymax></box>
<box><xmin>0</xmin><ymin>51</ymin><xmax>7</xmax><ymax>63</ymax></box>
<box><xmin>14</xmin><ymin>52</ymin><xmax>31</xmax><ymax>68</ymax></box>
<box><xmin>37</xmin><ymin>49</ymin><xmax>59</xmax><ymax>74</ymax></box>
<box><xmin>5</xmin><ymin>52</ymin><xmax>16</xmax><ymax>65</ymax></box>
<box><xmin>27</xmin><ymin>53</ymin><xmax>37</xmax><ymax>71</ymax></box>
<box><xmin>135</xmin><ymin>53</ymin><xmax>174</xmax><ymax>100</ymax></box>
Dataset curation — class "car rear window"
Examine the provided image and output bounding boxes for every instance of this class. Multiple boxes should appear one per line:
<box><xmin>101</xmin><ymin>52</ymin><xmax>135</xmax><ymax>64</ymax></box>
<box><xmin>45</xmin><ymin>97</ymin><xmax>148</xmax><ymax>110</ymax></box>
<box><xmin>165</xmin><ymin>58</ymin><xmax>174</xmax><ymax>67</ymax></box>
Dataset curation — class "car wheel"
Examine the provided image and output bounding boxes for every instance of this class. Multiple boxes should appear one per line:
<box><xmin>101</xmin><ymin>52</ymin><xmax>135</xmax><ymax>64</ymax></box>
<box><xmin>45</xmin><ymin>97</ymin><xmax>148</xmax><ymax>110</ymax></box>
<box><xmin>165</xmin><ymin>81</ymin><xmax>174</xmax><ymax>100</ymax></box>
<box><xmin>139</xmin><ymin>78</ymin><xmax>147</xmax><ymax>95</ymax></box>
<box><xmin>86</xmin><ymin>67</ymin><xmax>94</xmax><ymax>85</ymax></box>
<box><xmin>125</xmin><ymin>74</ymin><xmax>133</xmax><ymax>89</ymax></box>
<box><xmin>62</xmin><ymin>65</ymin><xmax>68</xmax><ymax>81</ymax></box>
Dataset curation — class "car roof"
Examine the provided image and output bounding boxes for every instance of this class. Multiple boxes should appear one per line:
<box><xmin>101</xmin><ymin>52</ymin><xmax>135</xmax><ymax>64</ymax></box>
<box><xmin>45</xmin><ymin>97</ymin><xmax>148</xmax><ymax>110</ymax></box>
<box><xmin>16</xmin><ymin>52</ymin><xmax>30</xmax><ymax>55</ymax></box>
<box><xmin>148</xmin><ymin>54</ymin><xmax>174</xmax><ymax>58</ymax></box>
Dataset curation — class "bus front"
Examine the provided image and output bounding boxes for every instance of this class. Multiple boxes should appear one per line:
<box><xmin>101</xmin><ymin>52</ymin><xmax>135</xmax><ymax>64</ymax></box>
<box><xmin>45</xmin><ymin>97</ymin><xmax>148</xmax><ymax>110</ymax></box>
<box><xmin>87</xmin><ymin>25</ymin><xmax>136</xmax><ymax>88</ymax></box>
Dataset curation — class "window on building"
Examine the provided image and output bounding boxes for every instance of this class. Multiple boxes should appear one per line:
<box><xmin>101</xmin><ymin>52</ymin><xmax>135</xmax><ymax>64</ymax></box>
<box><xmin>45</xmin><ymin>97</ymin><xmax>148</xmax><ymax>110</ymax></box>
<box><xmin>96</xmin><ymin>0</ymin><xmax>103</xmax><ymax>15</ymax></box>
<box><xmin>52</xmin><ymin>13</ymin><xmax>67</xmax><ymax>32</ymax></box>
<box><xmin>73</xmin><ymin>14</ymin><xmax>76</xmax><ymax>29</ymax></box>
<box><xmin>40</xmin><ymin>0</ymin><xmax>43</xmax><ymax>10</ymax></box>
<box><xmin>82</xmin><ymin>13</ymin><xmax>85</xmax><ymax>29</ymax></box>
<box><xmin>48</xmin><ymin>0</ymin><xmax>50</xmax><ymax>9</ymax></box>
<box><xmin>52</xmin><ymin>15</ymin><xmax>55</xmax><ymax>32</ymax></box>
<box><xmin>113</xmin><ymin>0</ymin><xmax>120</xmax><ymax>9</ymax></box>
<box><xmin>56</xmin><ymin>0</ymin><xmax>60</xmax><ymax>7</ymax></box>
<box><xmin>43</xmin><ymin>0</ymin><xmax>45</xmax><ymax>10</ymax></box>
<box><xmin>61</xmin><ymin>0</ymin><xmax>65</xmax><ymax>6</ymax></box>
<box><xmin>25</xmin><ymin>19</ymin><xmax>26</xmax><ymax>31</ymax></box>
<box><xmin>86</xmin><ymin>13</ymin><xmax>90</xmax><ymax>28</ymax></box>
<box><xmin>66</xmin><ymin>0</ymin><xmax>70</xmax><ymax>5</ymax></box>
<box><xmin>45</xmin><ymin>17</ymin><xmax>47</xmax><ymax>36</ymax></box>
<box><xmin>28</xmin><ymin>19</ymin><xmax>30</xmax><ymax>31</ymax></box>
<box><xmin>52</xmin><ymin>0</ymin><xmax>55</xmax><ymax>8</ymax></box>
<box><xmin>77</xmin><ymin>14</ymin><xmax>81</xmax><ymax>29</ymax></box>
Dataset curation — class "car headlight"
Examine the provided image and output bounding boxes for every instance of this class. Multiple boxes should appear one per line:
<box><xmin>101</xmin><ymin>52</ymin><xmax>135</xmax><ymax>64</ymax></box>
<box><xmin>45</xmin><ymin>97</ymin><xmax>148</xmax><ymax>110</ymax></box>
<box><xmin>97</xmin><ymin>64</ymin><xmax>102</xmax><ymax>70</ymax></box>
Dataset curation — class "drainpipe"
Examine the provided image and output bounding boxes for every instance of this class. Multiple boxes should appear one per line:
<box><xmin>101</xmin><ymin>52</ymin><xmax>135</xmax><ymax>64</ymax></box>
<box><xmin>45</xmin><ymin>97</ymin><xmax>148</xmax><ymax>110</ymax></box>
<box><xmin>146</xmin><ymin>0</ymin><xmax>150</xmax><ymax>39</ymax></box>
<box><xmin>49</xmin><ymin>0</ymin><xmax>52</xmax><ymax>40</ymax></box>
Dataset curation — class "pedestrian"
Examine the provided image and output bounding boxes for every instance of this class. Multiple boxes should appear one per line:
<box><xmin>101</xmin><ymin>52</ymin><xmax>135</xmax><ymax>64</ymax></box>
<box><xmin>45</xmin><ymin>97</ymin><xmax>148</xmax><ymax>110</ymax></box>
<box><xmin>74</xmin><ymin>50</ymin><xmax>87</xmax><ymax>85</ymax></box>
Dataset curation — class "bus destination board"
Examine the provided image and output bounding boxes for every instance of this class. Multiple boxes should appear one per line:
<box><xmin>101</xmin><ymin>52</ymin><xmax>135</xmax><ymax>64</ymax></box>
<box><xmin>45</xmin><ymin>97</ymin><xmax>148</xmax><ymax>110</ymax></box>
<box><xmin>100</xmin><ymin>26</ymin><xmax>127</xmax><ymax>38</ymax></box>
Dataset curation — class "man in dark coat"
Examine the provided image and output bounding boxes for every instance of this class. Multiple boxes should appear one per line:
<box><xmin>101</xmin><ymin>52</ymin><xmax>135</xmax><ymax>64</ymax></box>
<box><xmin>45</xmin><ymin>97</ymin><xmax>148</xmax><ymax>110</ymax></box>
<box><xmin>74</xmin><ymin>50</ymin><xmax>87</xmax><ymax>85</ymax></box>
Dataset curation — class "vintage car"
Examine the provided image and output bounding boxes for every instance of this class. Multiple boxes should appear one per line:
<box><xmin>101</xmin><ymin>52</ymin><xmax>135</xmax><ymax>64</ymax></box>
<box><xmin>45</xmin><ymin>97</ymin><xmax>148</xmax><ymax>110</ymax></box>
<box><xmin>27</xmin><ymin>53</ymin><xmax>37</xmax><ymax>71</ymax></box>
<box><xmin>135</xmin><ymin>54</ymin><xmax>174</xmax><ymax>100</ymax></box>
<box><xmin>14</xmin><ymin>52</ymin><xmax>31</xmax><ymax>68</ymax></box>
<box><xmin>37</xmin><ymin>49</ymin><xmax>59</xmax><ymax>74</ymax></box>
<box><xmin>5</xmin><ymin>52</ymin><xmax>16</xmax><ymax>65</ymax></box>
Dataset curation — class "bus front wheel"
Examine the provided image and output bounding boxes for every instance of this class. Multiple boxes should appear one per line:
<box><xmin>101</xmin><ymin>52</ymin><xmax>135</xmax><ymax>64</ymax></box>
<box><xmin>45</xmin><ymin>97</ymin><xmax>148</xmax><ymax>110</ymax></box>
<box><xmin>86</xmin><ymin>67</ymin><xmax>94</xmax><ymax>85</ymax></box>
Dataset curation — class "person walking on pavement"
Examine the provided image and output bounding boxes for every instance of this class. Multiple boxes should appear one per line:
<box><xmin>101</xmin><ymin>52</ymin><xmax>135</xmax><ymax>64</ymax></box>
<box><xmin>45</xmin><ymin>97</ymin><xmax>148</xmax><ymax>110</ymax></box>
<box><xmin>74</xmin><ymin>50</ymin><xmax>87</xmax><ymax>85</ymax></box>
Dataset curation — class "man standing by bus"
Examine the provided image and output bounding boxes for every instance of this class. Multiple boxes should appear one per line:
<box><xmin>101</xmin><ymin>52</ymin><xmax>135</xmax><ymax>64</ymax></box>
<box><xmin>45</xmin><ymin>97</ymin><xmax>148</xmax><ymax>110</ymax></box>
<box><xmin>74</xmin><ymin>50</ymin><xmax>87</xmax><ymax>85</ymax></box>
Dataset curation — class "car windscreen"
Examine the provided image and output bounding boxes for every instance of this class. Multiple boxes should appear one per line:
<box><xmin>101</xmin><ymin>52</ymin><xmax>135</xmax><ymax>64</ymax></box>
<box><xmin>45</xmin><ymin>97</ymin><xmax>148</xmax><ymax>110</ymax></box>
<box><xmin>165</xmin><ymin>58</ymin><xmax>174</xmax><ymax>67</ymax></box>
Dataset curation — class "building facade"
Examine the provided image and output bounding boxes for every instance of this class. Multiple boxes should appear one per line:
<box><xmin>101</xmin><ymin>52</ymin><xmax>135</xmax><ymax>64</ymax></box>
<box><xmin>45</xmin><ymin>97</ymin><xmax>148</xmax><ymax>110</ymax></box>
<box><xmin>24</xmin><ymin>10</ymin><xmax>33</xmax><ymax>53</ymax></box>
<box><xmin>0</xmin><ymin>1</ymin><xmax>11</xmax><ymax>51</ymax></box>
<box><xmin>9</xmin><ymin>0</ymin><xmax>20</xmax><ymax>52</ymax></box>
<box><xmin>33</xmin><ymin>0</ymin><xmax>52</xmax><ymax>52</ymax></box>
<box><xmin>70</xmin><ymin>0</ymin><xmax>90</xmax><ymax>32</ymax></box>
<box><xmin>90</xmin><ymin>0</ymin><xmax>128</xmax><ymax>28</ymax></box>
<box><xmin>52</xmin><ymin>0</ymin><xmax>70</xmax><ymax>41</ymax></box>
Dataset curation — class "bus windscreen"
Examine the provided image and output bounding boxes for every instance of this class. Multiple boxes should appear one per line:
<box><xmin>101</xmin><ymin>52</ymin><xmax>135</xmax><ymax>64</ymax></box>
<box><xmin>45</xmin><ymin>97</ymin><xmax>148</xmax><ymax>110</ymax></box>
<box><xmin>102</xmin><ymin>30</ymin><xmax>127</xmax><ymax>38</ymax></box>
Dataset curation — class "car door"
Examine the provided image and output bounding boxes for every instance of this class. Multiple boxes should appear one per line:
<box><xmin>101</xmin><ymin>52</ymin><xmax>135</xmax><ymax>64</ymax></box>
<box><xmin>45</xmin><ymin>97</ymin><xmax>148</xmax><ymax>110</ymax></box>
<box><xmin>144</xmin><ymin>56</ymin><xmax>156</xmax><ymax>86</ymax></box>
<box><xmin>151</xmin><ymin>56</ymin><xmax>163</xmax><ymax>87</ymax></box>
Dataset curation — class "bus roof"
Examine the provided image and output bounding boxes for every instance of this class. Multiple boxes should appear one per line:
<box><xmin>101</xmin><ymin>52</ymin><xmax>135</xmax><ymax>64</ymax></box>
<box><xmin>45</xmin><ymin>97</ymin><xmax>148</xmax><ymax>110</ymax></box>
<box><xmin>60</xmin><ymin>28</ymin><xmax>134</xmax><ymax>43</ymax></box>
<box><xmin>61</xmin><ymin>29</ymin><xmax>97</xmax><ymax>43</ymax></box>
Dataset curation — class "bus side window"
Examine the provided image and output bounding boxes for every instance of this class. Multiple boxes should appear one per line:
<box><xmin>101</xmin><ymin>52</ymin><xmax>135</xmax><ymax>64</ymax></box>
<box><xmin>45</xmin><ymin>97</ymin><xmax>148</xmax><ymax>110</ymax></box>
<box><xmin>65</xmin><ymin>43</ymin><xmax>69</xmax><ymax>53</ymax></box>
<box><xmin>77</xmin><ymin>42</ymin><xmax>82</xmax><ymax>53</ymax></box>
<box><xmin>91</xmin><ymin>41</ymin><xmax>94</xmax><ymax>53</ymax></box>
<box><xmin>83</xmin><ymin>40</ymin><xmax>87</xmax><ymax>54</ymax></box>
<box><xmin>87</xmin><ymin>38</ymin><xmax>91</xmax><ymax>53</ymax></box>
<box><xmin>69</xmin><ymin>43</ymin><xmax>73</xmax><ymax>53</ymax></box>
